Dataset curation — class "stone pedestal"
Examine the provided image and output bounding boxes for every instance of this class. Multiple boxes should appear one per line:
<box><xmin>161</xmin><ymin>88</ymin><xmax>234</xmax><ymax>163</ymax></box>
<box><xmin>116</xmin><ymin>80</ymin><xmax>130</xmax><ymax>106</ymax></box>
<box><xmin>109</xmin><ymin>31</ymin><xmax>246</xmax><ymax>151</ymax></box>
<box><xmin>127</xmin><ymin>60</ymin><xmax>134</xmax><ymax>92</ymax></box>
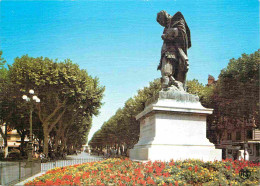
<box><xmin>130</xmin><ymin>90</ymin><xmax>222</xmax><ymax>162</ymax></box>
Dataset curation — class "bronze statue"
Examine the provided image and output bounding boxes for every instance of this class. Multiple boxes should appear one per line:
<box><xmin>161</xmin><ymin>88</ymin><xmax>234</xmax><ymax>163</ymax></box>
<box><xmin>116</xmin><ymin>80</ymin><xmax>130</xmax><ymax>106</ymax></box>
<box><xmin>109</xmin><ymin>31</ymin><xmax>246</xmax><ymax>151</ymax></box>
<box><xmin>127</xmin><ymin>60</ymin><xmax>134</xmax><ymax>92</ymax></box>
<box><xmin>157</xmin><ymin>11</ymin><xmax>191</xmax><ymax>91</ymax></box>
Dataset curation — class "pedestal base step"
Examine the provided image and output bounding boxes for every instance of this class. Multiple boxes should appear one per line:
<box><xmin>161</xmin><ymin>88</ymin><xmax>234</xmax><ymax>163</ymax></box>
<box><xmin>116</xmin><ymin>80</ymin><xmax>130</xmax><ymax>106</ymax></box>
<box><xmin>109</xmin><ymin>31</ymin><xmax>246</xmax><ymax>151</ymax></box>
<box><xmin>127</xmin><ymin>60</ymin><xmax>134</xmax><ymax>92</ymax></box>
<box><xmin>130</xmin><ymin>144</ymin><xmax>222</xmax><ymax>162</ymax></box>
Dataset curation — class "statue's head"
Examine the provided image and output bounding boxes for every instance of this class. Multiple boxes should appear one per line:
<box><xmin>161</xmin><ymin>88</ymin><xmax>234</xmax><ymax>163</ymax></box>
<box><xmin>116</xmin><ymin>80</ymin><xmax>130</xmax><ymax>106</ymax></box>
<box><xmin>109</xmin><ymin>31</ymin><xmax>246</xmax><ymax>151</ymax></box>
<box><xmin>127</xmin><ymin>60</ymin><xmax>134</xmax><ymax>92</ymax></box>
<box><xmin>157</xmin><ymin>10</ymin><xmax>171</xmax><ymax>27</ymax></box>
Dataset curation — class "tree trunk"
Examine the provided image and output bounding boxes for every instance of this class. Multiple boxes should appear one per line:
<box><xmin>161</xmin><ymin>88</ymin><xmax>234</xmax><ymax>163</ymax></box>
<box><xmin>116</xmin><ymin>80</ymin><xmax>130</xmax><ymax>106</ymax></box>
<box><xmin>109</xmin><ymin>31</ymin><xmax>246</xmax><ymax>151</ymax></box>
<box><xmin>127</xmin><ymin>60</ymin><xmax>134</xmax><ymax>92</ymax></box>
<box><xmin>0</xmin><ymin>124</ymin><xmax>8</xmax><ymax>158</ymax></box>
<box><xmin>38</xmin><ymin>139</ymin><xmax>42</xmax><ymax>152</ymax></box>
<box><xmin>4</xmin><ymin>124</ymin><xmax>8</xmax><ymax>158</ymax></box>
<box><xmin>37</xmin><ymin>100</ymin><xmax>66</xmax><ymax>157</ymax></box>
<box><xmin>53</xmin><ymin>135</ymin><xmax>59</xmax><ymax>153</ymax></box>
<box><xmin>66</xmin><ymin>140</ymin><xmax>71</xmax><ymax>154</ymax></box>
<box><xmin>54</xmin><ymin>121</ymin><xmax>63</xmax><ymax>153</ymax></box>
<box><xmin>117</xmin><ymin>144</ymin><xmax>120</xmax><ymax>155</ymax></box>
<box><xmin>20</xmin><ymin>132</ymin><xmax>26</xmax><ymax>156</ymax></box>
<box><xmin>60</xmin><ymin>132</ymin><xmax>65</xmax><ymax>152</ymax></box>
<box><xmin>43</xmin><ymin>124</ymin><xmax>49</xmax><ymax>157</ymax></box>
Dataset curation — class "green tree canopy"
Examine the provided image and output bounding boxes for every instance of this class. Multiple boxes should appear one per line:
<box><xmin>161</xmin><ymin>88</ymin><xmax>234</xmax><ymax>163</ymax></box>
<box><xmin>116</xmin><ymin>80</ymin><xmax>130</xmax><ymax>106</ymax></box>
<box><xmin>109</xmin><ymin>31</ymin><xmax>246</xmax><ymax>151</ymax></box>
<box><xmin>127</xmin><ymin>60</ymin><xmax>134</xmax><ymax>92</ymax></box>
<box><xmin>8</xmin><ymin>55</ymin><xmax>105</xmax><ymax>155</ymax></box>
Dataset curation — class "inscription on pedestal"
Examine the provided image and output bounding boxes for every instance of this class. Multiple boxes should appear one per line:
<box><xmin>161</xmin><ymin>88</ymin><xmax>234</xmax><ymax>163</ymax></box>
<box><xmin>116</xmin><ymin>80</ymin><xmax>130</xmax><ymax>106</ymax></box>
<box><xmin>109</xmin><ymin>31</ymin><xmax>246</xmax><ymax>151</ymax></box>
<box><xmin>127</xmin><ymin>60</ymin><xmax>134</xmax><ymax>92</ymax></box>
<box><xmin>140</xmin><ymin>116</ymin><xmax>155</xmax><ymax>139</ymax></box>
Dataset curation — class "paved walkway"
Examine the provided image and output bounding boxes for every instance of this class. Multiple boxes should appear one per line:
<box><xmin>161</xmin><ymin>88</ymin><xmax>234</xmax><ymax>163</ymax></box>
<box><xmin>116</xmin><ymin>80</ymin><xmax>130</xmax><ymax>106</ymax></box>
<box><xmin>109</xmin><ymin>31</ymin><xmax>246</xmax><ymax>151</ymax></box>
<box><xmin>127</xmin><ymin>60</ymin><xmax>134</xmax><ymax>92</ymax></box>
<box><xmin>67</xmin><ymin>151</ymin><xmax>102</xmax><ymax>159</ymax></box>
<box><xmin>41</xmin><ymin>152</ymin><xmax>103</xmax><ymax>172</ymax></box>
<box><xmin>15</xmin><ymin>172</ymin><xmax>45</xmax><ymax>186</ymax></box>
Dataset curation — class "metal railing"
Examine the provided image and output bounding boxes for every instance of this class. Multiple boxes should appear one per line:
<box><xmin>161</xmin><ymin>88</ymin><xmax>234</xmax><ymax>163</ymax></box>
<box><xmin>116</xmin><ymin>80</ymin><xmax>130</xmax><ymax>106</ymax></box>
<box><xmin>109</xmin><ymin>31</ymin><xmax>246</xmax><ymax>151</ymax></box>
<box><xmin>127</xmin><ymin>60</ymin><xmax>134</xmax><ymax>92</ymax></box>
<box><xmin>41</xmin><ymin>157</ymin><xmax>104</xmax><ymax>172</ymax></box>
<box><xmin>0</xmin><ymin>160</ymin><xmax>41</xmax><ymax>185</ymax></box>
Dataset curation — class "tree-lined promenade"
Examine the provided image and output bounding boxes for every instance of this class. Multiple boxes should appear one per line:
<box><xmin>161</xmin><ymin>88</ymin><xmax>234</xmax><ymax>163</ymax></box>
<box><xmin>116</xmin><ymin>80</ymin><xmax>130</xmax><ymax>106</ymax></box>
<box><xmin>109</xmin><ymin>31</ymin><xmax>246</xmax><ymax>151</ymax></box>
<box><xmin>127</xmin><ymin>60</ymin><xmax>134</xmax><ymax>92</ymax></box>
<box><xmin>89</xmin><ymin>50</ymin><xmax>259</xmax><ymax>156</ymax></box>
<box><xmin>0</xmin><ymin>52</ymin><xmax>105</xmax><ymax>158</ymax></box>
<box><xmin>0</xmin><ymin>50</ymin><xmax>259</xmax><ymax>160</ymax></box>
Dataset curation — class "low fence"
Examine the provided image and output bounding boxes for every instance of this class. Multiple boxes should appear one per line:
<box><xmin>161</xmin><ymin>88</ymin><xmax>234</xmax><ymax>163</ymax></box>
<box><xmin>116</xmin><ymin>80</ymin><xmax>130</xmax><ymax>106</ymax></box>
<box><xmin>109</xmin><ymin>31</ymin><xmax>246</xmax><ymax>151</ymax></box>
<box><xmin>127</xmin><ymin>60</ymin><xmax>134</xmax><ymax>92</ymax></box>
<box><xmin>0</xmin><ymin>160</ymin><xmax>41</xmax><ymax>185</ymax></box>
<box><xmin>41</xmin><ymin>157</ymin><xmax>104</xmax><ymax>172</ymax></box>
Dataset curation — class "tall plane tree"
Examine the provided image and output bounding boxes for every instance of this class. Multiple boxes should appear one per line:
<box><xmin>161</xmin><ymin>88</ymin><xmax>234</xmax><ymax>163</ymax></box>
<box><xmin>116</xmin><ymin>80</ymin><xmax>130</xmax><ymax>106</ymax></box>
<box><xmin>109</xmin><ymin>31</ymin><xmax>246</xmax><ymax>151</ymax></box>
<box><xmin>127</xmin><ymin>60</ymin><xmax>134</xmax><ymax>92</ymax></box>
<box><xmin>9</xmin><ymin>55</ymin><xmax>104</xmax><ymax>156</ymax></box>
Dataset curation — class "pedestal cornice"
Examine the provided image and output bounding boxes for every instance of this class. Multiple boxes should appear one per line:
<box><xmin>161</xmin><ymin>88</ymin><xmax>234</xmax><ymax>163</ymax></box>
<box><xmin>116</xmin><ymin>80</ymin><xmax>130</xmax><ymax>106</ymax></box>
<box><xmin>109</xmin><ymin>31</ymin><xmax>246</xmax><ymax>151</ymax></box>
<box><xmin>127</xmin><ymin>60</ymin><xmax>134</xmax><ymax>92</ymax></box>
<box><xmin>136</xmin><ymin>90</ymin><xmax>213</xmax><ymax>120</ymax></box>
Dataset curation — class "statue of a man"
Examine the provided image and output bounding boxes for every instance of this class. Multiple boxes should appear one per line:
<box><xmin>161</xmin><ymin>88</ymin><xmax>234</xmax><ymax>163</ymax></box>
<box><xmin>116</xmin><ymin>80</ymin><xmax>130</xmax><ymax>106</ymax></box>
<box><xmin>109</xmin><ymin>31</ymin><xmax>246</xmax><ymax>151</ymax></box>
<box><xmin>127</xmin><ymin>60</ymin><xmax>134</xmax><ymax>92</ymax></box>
<box><xmin>157</xmin><ymin>11</ymin><xmax>191</xmax><ymax>91</ymax></box>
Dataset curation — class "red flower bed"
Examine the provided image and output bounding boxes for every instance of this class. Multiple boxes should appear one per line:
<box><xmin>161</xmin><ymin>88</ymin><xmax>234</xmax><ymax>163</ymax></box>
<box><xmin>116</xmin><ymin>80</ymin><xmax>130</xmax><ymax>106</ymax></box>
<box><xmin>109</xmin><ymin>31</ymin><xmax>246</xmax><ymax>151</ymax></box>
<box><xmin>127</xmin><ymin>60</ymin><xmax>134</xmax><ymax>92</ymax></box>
<box><xmin>26</xmin><ymin>158</ymin><xmax>260</xmax><ymax>185</ymax></box>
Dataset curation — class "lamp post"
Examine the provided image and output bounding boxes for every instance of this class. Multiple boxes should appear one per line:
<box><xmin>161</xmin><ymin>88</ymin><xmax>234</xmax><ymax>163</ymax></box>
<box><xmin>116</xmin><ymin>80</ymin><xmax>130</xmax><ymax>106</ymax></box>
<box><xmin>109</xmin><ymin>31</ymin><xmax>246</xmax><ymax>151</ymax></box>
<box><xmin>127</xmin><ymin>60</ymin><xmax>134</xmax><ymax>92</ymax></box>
<box><xmin>22</xmin><ymin>89</ymin><xmax>40</xmax><ymax>163</ymax></box>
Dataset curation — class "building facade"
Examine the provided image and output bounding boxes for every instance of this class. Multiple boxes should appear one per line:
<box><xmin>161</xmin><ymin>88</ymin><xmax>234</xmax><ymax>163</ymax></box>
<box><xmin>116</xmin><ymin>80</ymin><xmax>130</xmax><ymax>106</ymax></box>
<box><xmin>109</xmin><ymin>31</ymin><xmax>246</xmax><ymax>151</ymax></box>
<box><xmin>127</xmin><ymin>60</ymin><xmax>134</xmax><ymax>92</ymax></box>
<box><xmin>216</xmin><ymin>124</ymin><xmax>260</xmax><ymax>161</ymax></box>
<box><xmin>206</xmin><ymin>75</ymin><xmax>260</xmax><ymax>161</ymax></box>
<box><xmin>0</xmin><ymin>125</ymin><xmax>29</xmax><ymax>151</ymax></box>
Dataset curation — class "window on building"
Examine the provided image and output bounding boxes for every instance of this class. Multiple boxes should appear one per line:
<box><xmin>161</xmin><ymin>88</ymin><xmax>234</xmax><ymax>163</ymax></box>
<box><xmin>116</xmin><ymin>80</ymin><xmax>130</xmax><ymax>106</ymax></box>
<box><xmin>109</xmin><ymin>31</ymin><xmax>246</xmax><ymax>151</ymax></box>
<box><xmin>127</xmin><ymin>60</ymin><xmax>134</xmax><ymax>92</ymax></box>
<box><xmin>247</xmin><ymin>130</ymin><xmax>253</xmax><ymax>140</ymax></box>
<box><xmin>227</xmin><ymin>133</ymin><xmax>232</xmax><ymax>140</ymax></box>
<box><xmin>236</xmin><ymin>132</ymin><xmax>241</xmax><ymax>140</ymax></box>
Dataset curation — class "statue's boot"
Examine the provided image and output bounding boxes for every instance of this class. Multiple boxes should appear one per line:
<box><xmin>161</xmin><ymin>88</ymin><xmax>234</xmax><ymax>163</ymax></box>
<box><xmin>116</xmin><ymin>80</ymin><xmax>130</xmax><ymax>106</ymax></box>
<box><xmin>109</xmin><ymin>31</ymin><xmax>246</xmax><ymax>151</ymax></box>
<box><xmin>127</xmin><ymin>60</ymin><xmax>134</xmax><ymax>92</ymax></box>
<box><xmin>170</xmin><ymin>76</ymin><xmax>184</xmax><ymax>92</ymax></box>
<box><xmin>161</xmin><ymin>76</ymin><xmax>169</xmax><ymax>90</ymax></box>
